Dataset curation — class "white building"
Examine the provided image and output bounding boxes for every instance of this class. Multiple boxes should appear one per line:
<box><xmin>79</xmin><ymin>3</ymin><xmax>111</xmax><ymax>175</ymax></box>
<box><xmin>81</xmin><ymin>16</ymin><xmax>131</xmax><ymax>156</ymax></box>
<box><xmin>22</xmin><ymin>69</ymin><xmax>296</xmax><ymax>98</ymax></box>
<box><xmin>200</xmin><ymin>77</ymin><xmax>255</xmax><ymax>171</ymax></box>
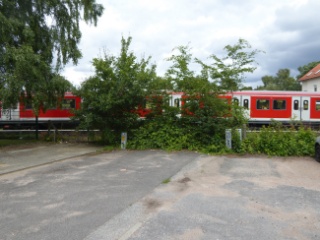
<box><xmin>299</xmin><ymin>63</ymin><xmax>320</xmax><ymax>92</ymax></box>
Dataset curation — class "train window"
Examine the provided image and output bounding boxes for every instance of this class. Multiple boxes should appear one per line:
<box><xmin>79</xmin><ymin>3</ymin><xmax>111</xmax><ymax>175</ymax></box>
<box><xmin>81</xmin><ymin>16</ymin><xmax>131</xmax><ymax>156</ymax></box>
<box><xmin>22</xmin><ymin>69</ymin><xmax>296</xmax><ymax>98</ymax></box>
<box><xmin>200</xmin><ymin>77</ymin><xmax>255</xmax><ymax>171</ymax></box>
<box><xmin>256</xmin><ymin>99</ymin><xmax>269</xmax><ymax>110</ymax></box>
<box><xmin>233</xmin><ymin>98</ymin><xmax>239</xmax><ymax>106</ymax></box>
<box><xmin>140</xmin><ymin>98</ymin><xmax>147</xmax><ymax>109</ymax></box>
<box><xmin>316</xmin><ymin>100</ymin><xmax>320</xmax><ymax>111</ymax></box>
<box><xmin>273</xmin><ymin>100</ymin><xmax>286</xmax><ymax>110</ymax></box>
<box><xmin>174</xmin><ymin>98</ymin><xmax>180</xmax><ymax>107</ymax></box>
<box><xmin>145</xmin><ymin>102</ymin><xmax>151</xmax><ymax>109</ymax></box>
<box><xmin>44</xmin><ymin>101</ymin><xmax>57</xmax><ymax>110</ymax></box>
<box><xmin>294</xmin><ymin>100</ymin><xmax>299</xmax><ymax>110</ymax></box>
<box><xmin>303</xmin><ymin>100</ymin><xmax>309</xmax><ymax>110</ymax></box>
<box><xmin>243</xmin><ymin>99</ymin><xmax>249</xmax><ymax>109</ymax></box>
<box><xmin>62</xmin><ymin>99</ymin><xmax>76</xmax><ymax>109</ymax></box>
<box><xmin>25</xmin><ymin>102</ymin><xmax>33</xmax><ymax>110</ymax></box>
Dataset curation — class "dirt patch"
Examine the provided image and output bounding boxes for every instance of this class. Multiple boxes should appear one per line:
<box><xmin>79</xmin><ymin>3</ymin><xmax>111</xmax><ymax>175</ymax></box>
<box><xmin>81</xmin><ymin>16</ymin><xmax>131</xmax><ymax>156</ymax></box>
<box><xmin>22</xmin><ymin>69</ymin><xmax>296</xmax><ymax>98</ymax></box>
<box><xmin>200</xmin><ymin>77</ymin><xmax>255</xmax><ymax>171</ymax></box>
<box><xmin>143</xmin><ymin>198</ymin><xmax>162</xmax><ymax>212</ymax></box>
<box><xmin>178</xmin><ymin>177</ymin><xmax>191</xmax><ymax>183</ymax></box>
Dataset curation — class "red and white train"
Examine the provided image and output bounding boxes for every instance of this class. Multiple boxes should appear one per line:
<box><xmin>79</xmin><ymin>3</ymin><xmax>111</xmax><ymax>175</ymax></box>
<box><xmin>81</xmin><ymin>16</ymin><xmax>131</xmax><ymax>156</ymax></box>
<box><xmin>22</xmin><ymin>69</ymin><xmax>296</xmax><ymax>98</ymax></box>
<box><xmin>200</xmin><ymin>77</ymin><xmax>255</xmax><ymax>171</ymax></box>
<box><xmin>230</xmin><ymin>91</ymin><xmax>320</xmax><ymax>125</ymax></box>
<box><xmin>0</xmin><ymin>92</ymin><xmax>81</xmax><ymax>129</ymax></box>
<box><xmin>168</xmin><ymin>91</ymin><xmax>320</xmax><ymax>125</ymax></box>
<box><xmin>1</xmin><ymin>91</ymin><xmax>320</xmax><ymax>128</ymax></box>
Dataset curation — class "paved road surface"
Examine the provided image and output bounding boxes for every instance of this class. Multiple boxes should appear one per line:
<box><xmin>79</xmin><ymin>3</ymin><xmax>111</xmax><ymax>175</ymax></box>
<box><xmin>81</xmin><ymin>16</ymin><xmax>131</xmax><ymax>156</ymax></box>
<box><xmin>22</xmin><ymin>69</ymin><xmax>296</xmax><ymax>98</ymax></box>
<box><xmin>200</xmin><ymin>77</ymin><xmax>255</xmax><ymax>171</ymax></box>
<box><xmin>0</xmin><ymin>143</ymin><xmax>101</xmax><ymax>175</ymax></box>
<box><xmin>0</xmin><ymin>147</ymin><xmax>199</xmax><ymax>240</ymax></box>
<box><xmin>124</xmin><ymin>156</ymin><xmax>320</xmax><ymax>240</ymax></box>
<box><xmin>0</xmin><ymin>144</ymin><xmax>320</xmax><ymax>240</ymax></box>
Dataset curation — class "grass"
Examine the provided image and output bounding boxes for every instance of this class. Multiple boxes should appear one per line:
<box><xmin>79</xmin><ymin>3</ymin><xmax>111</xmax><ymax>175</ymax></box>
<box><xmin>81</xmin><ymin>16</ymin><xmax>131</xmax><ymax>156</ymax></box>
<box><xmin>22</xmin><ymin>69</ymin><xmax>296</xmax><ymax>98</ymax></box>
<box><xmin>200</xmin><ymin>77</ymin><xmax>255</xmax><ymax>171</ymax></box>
<box><xmin>162</xmin><ymin>178</ymin><xmax>171</xmax><ymax>184</ymax></box>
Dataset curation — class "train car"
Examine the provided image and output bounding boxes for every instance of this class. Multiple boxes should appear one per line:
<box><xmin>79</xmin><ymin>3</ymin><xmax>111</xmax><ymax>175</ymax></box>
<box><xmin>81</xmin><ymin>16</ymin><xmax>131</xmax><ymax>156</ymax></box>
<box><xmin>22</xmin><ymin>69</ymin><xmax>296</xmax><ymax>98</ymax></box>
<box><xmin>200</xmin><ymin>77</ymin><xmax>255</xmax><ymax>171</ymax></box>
<box><xmin>166</xmin><ymin>91</ymin><xmax>320</xmax><ymax>125</ymax></box>
<box><xmin>0</xmin><ymin>92</ymin><xmax>81</xmax><ymax>129</ymax></box>
<box><xmin>231</xmin><ymin>91</ymin><xmax>320</xmax><ymax>125</ymax></box>
<box><xmin>2</xmin><ymin>90</ymin><xmax>320</xmax><ymax>129</ymax></box>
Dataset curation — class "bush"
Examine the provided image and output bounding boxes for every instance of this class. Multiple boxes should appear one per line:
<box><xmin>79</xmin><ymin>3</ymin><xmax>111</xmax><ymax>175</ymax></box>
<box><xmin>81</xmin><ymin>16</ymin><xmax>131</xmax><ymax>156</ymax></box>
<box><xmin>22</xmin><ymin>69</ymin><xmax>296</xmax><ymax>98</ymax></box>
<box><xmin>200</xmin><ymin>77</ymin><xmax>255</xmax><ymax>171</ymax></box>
<box><xmin>241</xmin><ymin>125</ymin><xmax>315</xmax><ymax>156</ymax></box>
<box><xmin>127</xmin><ymin>114</ymin><xmax>239</xmax><ymax>153</ymax></box>
<box><xmin>128</xmin><ymin>117</ymin><xmax>316</xmax><ymax>157</ymax></box>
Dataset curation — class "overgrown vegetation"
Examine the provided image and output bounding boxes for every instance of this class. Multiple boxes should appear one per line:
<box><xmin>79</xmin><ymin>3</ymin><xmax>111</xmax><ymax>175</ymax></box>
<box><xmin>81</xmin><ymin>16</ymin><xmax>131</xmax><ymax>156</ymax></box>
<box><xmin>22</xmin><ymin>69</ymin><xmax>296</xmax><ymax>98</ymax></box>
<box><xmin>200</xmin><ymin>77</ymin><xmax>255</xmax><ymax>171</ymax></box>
<box><xmin>127</xmin><ymin>100</ymin><xmax>245</xmax><ymax>152</ymax></box>
<box><xmin>241</xmin><ymin>125</ymin><xmax>316</xmax><ymax>156</ymax></box>
<box><xmin>73</xmin><ymin>36</ymin><xmax>157</xmax><ymax>144</ymax></box>
<box><xmin>2</xmin><ymin>21</ymin><xmax>316</xmax><ymax>158</ymax></box>
<box><xmin>72</xmin><ymin>36</ymin><xmax>316</xmax><ymax>158</ymax></box>
<box><xmin>128</xmin><ymin>120</ymin><xmax>316</xmax><ymax>157</ymax></box>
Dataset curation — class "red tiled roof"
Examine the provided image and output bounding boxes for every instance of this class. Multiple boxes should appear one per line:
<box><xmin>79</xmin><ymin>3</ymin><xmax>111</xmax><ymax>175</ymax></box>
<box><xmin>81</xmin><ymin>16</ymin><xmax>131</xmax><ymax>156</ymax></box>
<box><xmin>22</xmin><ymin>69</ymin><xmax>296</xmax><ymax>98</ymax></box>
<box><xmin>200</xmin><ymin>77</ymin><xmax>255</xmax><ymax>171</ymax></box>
<box><xmin>299</xmin><ymin>63</ymin><xmax>320</xmax><ymax>81</ymax></box>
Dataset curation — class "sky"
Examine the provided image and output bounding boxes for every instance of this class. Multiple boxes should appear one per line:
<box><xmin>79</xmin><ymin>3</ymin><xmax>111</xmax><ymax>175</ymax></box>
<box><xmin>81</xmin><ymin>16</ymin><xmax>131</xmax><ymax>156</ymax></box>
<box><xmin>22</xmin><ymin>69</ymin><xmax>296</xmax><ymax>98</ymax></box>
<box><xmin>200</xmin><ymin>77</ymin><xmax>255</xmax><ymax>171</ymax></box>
<box><xmin>62</xmin><ymin>0</ymin><xmax>320</xmax><ymax>89</ymax></box>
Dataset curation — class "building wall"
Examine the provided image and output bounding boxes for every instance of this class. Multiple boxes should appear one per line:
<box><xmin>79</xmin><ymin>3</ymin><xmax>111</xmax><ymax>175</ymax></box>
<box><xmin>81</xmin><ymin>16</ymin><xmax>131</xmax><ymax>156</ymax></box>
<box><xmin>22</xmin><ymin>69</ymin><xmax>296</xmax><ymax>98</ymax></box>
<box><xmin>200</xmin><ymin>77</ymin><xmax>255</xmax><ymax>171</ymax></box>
<box><xmin>301</xmin><ymin>77</ymin><xmax>320</xmax><ymax>92</ymax></box>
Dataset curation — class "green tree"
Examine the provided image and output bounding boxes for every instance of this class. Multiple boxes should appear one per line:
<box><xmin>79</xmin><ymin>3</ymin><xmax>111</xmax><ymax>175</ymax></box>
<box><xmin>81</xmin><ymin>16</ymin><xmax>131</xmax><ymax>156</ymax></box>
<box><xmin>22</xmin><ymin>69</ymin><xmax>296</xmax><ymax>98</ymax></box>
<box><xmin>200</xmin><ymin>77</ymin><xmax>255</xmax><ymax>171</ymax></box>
<box><xmin>165</xmin><ymin>42</ymin><xmax>246</xmax><ymax>134</ymax></box>
<box><xmin>256</xmin><ymin>69</ymin><xmax>301</xmax><ymax>90</ymax></box>
<box><xmin>165</xmin><ymin>45</ymin><xmax>220</xmax><ymax>95</ymax></box>
<box><xmin>197</xmin><ymin>38</ymin><xmax>261</xmax><ymax>91</ymax></box>
<box><xmin>165</xmin><ymin>45</ymin><xmax>195</xmax><ymax>92</ymax></box>
<box><xmin>75</xmin><ymin>36</ymin><xmax>157</xmax><ymax>144</ymax></box>
<box><xmin>297</xmin><ymin>61</ymin><xmax>320</xmax><ymax>79</ymax></box>
<box><xmin>0</xmin><ymin>0</ymin><xmax>104</xmax><ymax>107</ymax></box>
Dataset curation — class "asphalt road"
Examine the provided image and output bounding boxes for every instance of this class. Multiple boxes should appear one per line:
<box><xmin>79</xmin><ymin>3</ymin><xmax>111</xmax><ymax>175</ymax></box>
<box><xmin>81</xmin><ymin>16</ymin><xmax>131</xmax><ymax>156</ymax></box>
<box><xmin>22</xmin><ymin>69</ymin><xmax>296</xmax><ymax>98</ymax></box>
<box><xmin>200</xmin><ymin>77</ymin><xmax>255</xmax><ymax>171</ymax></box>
<box><xmin>124</xmin><ymin>156</ymin><xmax>320</xmax><ymax>240</ymax></box>
<box><xmin>0</xmin><ymin>149</ymin><xmax>199</xmax><ymax>240</ymax></box>
<box><xmin>0</xmin><ymin>146</ymin><xmax>320</xmax><ymax>240</ymax></box>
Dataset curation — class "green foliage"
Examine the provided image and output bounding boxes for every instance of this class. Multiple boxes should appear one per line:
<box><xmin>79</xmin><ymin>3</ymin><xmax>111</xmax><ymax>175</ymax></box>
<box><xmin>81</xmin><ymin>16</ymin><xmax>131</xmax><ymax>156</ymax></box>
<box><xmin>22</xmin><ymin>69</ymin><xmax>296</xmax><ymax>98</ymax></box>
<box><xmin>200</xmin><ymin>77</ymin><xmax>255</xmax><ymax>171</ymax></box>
<box><xmin>231</xmin><ymin>129</ymin><xmax>243</xmax><ymax>153</ymax></box>
<box><xmin>127</xmin><ymin>112</ymin><xmax>243</xmax><ymax>153</ymax></box>
<box><xmin>196</xmin><ymin>39</ymin><xmax>262</xmax><ymax>91</ymax></box>
<box><xmin>256</xmin><ymin>69</ymin><xmax>301</xmax><ymax>91</ymax></box>
<box><xmin>0</xmin><ymin>0</ymin><xmax>103</xmax><ymax>108</ymax></box>
<box><xmin>128</xmin><ymin>117</ymin><xmax>315</xmax><ymax>157</ymax></box>
<box><xmin>75</xmin><ymin>36</ymin><xmax>156</xmax><ymax>144</ymax></box>
<box><xmin>165</xmin><ymin>44</ymin><xmax>198</xmax><ymax>92</ymax></box>
<box><xmin>162</xmin><ymin>178</ymin><xmax>171</xmax><ymax>184</ymax></box>
<box><xmin>241</xmin><ymin>125</ymin><xmax>315</xmax><ymax>156</ymax></box>
<box><xmin>128</xmin><ymin>39</ymin><xmax>251</xmax><ymax>152</ymax></box>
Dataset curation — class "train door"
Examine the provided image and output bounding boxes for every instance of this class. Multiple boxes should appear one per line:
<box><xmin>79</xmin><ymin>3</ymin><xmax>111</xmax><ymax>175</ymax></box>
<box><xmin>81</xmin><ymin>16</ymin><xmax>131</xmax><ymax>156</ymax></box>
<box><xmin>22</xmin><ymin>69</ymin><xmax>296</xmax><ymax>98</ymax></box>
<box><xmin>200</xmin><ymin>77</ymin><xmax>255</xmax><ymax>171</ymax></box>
<box><xmin>170</xmin><ymin>94</ymin><xmax>182</xmax><ymax>108</ymax></box>
<box><xmin>242</xmin><ymin>97</ymin><xmax>250</xmax><ymax>119</ymax></box>
<box><xmin>236</xmin><ymin>95</ymin><xmax>250</xmax><ymax>119</ymax></box>
<box><xmin>232</xmin><ymin>93</ymin><xmax>250</xmax><ymax>119</ymax></box>
<box><xmin>310</xmin><ymin>97</ymin><xmax>320</xmax><ymax>120</ymax></box>
<box><xmin>292</xmin><ymin>96</ymin><xmax>309</xmax><ymax>121</ymax></box>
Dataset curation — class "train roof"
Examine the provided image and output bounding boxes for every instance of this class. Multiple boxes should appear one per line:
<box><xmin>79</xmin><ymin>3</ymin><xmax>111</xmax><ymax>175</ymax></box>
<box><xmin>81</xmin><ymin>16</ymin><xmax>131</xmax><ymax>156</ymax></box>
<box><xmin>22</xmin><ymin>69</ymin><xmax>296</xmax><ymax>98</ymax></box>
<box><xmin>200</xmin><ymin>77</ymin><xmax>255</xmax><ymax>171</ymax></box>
<box><xmin>165</xmin><ymin>91</ymin><xmax>320</xmax><ymax>97</ymax></box>
<box><xmin>230</xmin><ymin>90</ymin><xmax>320</xmax><ymax>97</ymax></box>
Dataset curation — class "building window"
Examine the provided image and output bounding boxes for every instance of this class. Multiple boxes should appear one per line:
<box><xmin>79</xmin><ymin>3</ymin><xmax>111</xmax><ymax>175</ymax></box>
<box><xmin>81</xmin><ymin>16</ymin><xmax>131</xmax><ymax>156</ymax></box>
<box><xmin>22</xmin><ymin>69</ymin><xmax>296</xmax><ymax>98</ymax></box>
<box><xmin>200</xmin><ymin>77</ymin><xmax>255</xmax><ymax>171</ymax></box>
<box><xmin>256</xmin><ymin>99</ymin><xmax>269</xmax><ymax>110</ymax></box>
<box><xmin>314</xmin><ymin>85</ymin><xmax>317</xmax><ymax>92</ymax></box>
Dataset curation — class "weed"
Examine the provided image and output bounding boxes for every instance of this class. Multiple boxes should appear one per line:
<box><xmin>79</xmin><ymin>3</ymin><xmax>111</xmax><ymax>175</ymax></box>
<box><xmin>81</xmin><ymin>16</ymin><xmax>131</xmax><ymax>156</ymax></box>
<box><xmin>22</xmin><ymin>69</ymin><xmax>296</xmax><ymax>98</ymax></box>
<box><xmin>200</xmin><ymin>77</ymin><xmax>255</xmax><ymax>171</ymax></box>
<box><xmin>162</xmin><ymin>178</ymin><xmax>171</xmax><ymax>184</ymax></box>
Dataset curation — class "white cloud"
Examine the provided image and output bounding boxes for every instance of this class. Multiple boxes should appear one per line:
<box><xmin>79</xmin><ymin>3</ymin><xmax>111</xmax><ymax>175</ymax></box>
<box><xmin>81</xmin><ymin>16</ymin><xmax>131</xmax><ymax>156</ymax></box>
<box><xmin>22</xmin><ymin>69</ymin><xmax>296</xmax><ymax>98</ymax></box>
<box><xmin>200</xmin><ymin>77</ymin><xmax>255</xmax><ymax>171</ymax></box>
<box><xmin>62</xmin><ymin>0</ymin><xmax>320</xmax><ymax>88</ymax></box>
